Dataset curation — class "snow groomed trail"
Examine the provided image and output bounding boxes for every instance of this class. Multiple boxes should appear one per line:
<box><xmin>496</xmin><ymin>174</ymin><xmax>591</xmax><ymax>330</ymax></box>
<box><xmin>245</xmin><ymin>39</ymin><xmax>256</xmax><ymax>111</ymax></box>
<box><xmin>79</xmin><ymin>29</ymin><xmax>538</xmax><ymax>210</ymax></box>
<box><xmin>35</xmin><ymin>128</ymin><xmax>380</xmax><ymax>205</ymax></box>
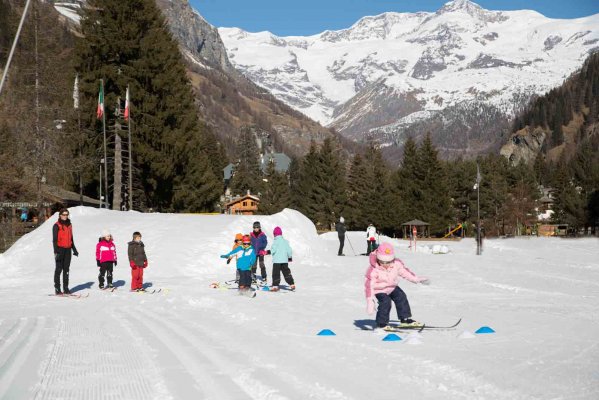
<box><xmin>0</xmin><ymin>207</ymin><xmax>598</xmax><ymax>399</ymax></box>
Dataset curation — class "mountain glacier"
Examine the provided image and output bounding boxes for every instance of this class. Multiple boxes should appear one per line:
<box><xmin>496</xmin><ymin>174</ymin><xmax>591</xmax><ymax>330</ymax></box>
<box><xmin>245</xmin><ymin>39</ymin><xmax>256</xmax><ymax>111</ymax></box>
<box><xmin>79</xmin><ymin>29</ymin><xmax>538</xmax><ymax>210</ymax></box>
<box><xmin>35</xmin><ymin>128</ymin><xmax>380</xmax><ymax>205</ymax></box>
<box><xmin>219</xmin><ymin>0</ymin><xmax>599</xmax><ymax>155</ymax></box>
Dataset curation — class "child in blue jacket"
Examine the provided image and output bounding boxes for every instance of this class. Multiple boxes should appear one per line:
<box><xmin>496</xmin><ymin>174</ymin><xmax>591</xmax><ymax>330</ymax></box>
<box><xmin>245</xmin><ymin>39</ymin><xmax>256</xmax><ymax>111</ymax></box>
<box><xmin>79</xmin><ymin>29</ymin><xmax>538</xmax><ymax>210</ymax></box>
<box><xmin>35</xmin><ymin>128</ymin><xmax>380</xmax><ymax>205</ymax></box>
<box><xmin>221</xmin><ymin>235</ymin><xmax>256</xmax><ymax>296</ymax></box>
<box><xmin>269</xmin><ymin>226</ymin><xmax>295</xmax><ymax>292</ymax></box>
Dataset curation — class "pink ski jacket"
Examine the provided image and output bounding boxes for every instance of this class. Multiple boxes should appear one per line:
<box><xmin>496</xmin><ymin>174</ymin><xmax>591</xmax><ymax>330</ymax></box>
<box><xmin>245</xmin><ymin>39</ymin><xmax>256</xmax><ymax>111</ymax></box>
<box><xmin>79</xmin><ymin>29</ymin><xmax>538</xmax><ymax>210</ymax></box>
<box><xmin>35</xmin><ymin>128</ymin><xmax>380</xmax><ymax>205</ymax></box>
<box><xmin>364</xmin><ymin>252</ymin><xmax>424</xmax><ymax>299</ymax></box>
<box><xmin>96</xmin><ymin>239</ymin><xmax>117</xmax><ymax>263</ymax></box>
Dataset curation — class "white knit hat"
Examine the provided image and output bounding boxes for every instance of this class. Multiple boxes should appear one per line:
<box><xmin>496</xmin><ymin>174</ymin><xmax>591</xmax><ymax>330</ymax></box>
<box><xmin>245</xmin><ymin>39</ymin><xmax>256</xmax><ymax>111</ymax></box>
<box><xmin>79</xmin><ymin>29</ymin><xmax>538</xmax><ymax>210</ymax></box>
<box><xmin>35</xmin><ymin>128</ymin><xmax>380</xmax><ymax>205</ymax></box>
<box><xmin>101</xmin><ymin>229</ymin><xmax>111</xmax><ymax>238</ymax></box>
<box><xmin>340</xmin><ymin>216</ymin><xmax>345</xmax><ymax>223</ymax></box>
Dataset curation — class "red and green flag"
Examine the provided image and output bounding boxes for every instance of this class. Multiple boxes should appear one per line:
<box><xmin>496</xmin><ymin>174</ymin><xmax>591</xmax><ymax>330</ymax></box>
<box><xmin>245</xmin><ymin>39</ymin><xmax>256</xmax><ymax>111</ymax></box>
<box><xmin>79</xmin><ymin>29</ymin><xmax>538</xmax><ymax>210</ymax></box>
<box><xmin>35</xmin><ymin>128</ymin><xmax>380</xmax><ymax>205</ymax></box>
<box><xmin>96</xmin><ymin>81</ymin><xmax>104</xmax><ymax>119</ymax></box>
<box><xmin>124</xmin><ymin>86</ymin><xmax>130</xmax><ymax>121</ymax></box>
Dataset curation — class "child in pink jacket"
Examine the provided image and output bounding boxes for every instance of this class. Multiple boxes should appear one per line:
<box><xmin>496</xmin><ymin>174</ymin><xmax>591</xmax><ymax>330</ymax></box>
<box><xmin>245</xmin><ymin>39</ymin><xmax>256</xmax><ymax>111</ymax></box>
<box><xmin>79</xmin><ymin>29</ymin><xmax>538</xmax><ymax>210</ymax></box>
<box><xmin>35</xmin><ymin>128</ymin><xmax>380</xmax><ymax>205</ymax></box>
<box><xmin>364</xmin><ymin>242</ymin><xmax>428</xmax><ymax>330</ymax></box>
<box><xmin>96</xmin><ymin>229</ymin><xmax>117</xmax><ymax>289</ymax></box>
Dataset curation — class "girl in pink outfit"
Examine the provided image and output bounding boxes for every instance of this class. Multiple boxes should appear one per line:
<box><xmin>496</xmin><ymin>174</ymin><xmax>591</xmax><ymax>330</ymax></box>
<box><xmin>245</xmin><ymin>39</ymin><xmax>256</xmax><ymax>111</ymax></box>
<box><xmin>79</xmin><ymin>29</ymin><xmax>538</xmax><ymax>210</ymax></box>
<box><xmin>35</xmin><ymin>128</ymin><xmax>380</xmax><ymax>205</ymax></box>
<box><xmin>96</xmin><ymin>229</ymin><xmax>117</xmax><ymax>289</ymax></box>
<box><xmin>364</xmin><ymin>242</ymin><xmax>428</xmax><ymax>329</ymax></box>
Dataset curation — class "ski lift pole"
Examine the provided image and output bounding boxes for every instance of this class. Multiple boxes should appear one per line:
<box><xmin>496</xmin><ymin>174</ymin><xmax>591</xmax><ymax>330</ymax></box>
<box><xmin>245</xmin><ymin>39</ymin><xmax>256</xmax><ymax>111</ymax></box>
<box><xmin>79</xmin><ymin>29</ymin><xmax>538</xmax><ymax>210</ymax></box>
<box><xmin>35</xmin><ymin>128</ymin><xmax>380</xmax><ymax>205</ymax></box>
<box><xmin>0</xmin><ymin>0</ymin><xmax>32</xmax><ymax>97</ymax></box>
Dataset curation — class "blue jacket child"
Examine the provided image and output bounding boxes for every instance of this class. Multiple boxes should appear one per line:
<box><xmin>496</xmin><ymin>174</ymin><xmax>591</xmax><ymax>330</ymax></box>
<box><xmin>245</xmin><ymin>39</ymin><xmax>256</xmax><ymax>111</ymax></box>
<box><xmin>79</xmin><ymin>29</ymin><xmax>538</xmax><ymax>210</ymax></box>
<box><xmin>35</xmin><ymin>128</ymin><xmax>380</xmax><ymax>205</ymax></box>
<box><xmin>221</xmin><ymin>235</ymin><xmax>256</xmax><ymax>290</ymax></box>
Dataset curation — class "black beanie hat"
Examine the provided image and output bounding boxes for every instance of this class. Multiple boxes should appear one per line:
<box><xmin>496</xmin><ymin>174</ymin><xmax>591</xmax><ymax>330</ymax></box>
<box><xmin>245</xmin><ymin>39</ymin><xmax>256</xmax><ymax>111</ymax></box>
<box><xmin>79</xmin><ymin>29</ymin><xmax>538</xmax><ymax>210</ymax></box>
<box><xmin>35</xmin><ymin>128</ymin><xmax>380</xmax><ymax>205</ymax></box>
<box><xmin>253</xmin><ymin>221</ymin><xmax>261</xmax><ymax>229</ymax></box>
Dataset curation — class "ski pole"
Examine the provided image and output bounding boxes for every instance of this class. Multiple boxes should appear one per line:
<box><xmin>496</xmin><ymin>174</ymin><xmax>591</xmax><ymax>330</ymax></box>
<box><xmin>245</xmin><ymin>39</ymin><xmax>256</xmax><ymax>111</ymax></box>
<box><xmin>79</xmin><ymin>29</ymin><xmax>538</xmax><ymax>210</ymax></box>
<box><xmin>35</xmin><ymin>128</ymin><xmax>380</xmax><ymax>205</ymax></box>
<box><xmin>345</xmin><ymin>234</ymin><xmax>357</xmax><ymax>256</ymax></box>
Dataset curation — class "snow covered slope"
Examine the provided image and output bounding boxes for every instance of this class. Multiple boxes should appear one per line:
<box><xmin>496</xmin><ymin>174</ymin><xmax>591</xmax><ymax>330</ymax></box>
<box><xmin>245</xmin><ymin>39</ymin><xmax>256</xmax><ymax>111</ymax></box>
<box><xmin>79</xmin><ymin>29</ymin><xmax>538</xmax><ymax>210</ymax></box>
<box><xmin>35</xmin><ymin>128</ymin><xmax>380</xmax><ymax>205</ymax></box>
<box><xmin>1</xmin><ymin>207</ymin><xmax>598</xmax><ymax>399</ymax></box>
<box><xmin>219</xmin><ymin>0</ymin><xmax>599</xmax><ymax>152</ymax></box>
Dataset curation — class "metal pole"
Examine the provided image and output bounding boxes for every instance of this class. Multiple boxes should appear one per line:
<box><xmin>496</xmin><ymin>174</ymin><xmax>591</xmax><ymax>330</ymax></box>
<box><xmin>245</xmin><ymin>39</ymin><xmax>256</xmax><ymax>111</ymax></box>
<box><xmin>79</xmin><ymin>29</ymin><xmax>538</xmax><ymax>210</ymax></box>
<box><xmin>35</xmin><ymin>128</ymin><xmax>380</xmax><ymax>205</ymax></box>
<box><xmin>99</xmin><ymin>161</ymin><xmax>103</xmax><ymax>209</ymax></box>
<box><xmin>477</xmin><ymin>173</ymin><xmax>481</xmax><ymax>255</ymax></box>
<box><xmin>345</xmin><ymin>234</ymin><xmax>356</xmax><ymax>256</ymax></box>
<box><xmin>0</xmin><ymin>0</ymin><xmax>32</xmax><ymax>97</ymax></box>
<box><xmin>127</xmin><ymin>85</ymin><xmax>133</xmax><ymax>210</ymax></box>
<box><xmin>101</xmin><ymin>79</ymin><xmax>108</xmax><ymax>209</ymax></box>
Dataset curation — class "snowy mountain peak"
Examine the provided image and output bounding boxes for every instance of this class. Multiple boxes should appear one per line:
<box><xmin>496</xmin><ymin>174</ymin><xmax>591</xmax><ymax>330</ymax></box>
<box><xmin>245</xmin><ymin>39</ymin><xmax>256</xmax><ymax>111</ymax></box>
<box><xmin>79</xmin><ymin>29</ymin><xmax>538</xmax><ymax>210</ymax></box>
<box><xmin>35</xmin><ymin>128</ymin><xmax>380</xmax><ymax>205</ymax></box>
<box><xmin>439</xmin><ymin>0</ymin><xmax>483</xmax><ymax>14</ymax></box>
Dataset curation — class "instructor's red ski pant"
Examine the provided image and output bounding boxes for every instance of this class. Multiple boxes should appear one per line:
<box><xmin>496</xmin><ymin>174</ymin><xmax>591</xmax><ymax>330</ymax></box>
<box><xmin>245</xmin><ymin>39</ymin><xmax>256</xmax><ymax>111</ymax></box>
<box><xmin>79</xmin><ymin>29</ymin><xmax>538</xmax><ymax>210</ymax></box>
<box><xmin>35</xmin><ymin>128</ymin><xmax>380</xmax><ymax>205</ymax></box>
<box><xmin>131</xmin><ymin>266</ymin><xmax>144</xmax><ymax>290</ymax></box>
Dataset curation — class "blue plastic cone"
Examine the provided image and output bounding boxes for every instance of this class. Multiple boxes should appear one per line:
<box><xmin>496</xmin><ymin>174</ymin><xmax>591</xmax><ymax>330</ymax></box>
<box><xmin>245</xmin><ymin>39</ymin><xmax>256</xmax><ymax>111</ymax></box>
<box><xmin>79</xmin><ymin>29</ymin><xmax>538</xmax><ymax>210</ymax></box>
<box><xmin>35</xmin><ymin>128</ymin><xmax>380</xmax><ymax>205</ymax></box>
<box><xmin>317</xmin><ymin>329</ymin><xmax>336</xmax><ymax>336</ymax></box>
<box><xmin>475</xmin><ymin>326</ymin><xmax>495</xmax><ymax>334</ymax></box>
<box><xmin>382</xmin><ymin>333</ymin><xmax>402</xmax><ymax>341</ymax></box>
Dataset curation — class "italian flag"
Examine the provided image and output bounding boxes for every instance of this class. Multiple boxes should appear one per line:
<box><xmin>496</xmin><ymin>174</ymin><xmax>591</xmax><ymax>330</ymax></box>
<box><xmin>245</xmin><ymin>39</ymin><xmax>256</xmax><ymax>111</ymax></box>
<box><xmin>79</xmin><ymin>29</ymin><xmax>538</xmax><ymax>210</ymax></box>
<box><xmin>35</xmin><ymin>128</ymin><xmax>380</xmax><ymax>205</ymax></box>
<box><xmin>124</xmin><ymin>86</ymin><xmax>130</xmax><ymax>121</ymax></box>
<box><xmin>96</xmin><ymin>81</ymin><xmax>104</xmax><ymax>119</ymax></box>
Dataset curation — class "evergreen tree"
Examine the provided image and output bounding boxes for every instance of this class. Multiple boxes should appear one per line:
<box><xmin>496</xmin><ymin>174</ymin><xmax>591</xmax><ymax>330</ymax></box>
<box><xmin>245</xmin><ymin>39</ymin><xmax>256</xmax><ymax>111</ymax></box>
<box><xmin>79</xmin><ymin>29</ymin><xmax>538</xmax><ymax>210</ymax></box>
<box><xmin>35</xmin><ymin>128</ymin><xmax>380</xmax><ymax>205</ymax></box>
<box><xmin>365</xmin><ymin>144</ymin><xmax>393</xmax><ymax>233</ymax></box>
<box><xmin>416</xmin><ymin>135</ymin><xmax>453</xmax><ymax>235</ymax></box>
<box><xmin>315</xmin><ymin>138</ymin><xmax>347</xmax><ymax>228</ymax></box>
<box><xmin>259</xmin><ymin>159</ymin><xmax>291</xmax><ymax>215</ymax></box>
<box><xmin>293</xmin><ymin>142</ymin><xmax>321</xmax><ymax>223</ymax></box>
<box><xmin>75</xmin><ymin>0</ymin><xmax>220</xmax><ymax>211</ymax></box>
<box><xmin>345</xmin><ymin>154</ymin><xmax>371</xmax><ymax>230</ymax></box>
<box><xmin>229</xmin><ymin>126</ymin><xmax>263</xmax><ymax>196</ymax></box>
<box><xmin>390</xmin><ymin>137</ymin><xmax>419</xmax><ymax>232</ymax></box>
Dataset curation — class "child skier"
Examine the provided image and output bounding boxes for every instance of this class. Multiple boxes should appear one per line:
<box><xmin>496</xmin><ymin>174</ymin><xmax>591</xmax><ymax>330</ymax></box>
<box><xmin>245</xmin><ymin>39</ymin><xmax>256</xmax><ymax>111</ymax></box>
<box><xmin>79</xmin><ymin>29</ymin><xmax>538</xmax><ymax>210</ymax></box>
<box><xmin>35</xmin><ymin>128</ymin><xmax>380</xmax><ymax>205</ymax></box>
<box><xmin>269</xmin><ymin>226</ymin><xmax>295</xmax><ymax>292</ymax></box>
<box><xmin>96</xmin><ymin>229</ymin><xmax>117</xmax><ymax>289</ymax></box>
<box><xmin>227</xmin><ymin>233</ymin><xmax>244</xmax><ymax>282</ymax></box>
<box><xmin>221</xmin><ymin>234</ymin><xmax>256</xmax><ymax>296</ymax></box>
<box><xmin>250</xmin><ymin>221</ymin><xmax>268</xmax><ymax>282</ymax></box>
<box><xmin>128</xmin><ymin>231</ymin><xmax>148</xmax><ymax>292</ymax></box>
<box><xmin>364</xmin><ymin>242</ymin><xmax>429</xmax><ymax>330</ymax></box>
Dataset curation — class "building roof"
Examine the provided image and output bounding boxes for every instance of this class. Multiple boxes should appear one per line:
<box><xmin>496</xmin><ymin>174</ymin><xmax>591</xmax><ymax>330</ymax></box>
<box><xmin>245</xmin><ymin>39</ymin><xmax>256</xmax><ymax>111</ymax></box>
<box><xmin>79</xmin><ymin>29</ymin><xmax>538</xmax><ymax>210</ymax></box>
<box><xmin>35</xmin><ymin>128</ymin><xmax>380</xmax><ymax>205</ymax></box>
<box><xmin>261</xmin><ymin>153</ymin><xmax>291</xmax><ymax>173</ymax></box>
<box><xmin>223</xmin><ymin>163</ymin><xmax>234</xmax><ymax>180</ymax></box>
<box><xmin>225</xmin><ymin>194</ymin><xmax>260</xmax><ymax>207</ymax></box>
<box><xmin>401</xmin><ymin>219</ymin><xmax>430</xmax><ymax>226</ymax></box>
<box><xmin>43</xmin><ymin>184</ymin><xmax>101</xmax><ymax>206</ymax></box>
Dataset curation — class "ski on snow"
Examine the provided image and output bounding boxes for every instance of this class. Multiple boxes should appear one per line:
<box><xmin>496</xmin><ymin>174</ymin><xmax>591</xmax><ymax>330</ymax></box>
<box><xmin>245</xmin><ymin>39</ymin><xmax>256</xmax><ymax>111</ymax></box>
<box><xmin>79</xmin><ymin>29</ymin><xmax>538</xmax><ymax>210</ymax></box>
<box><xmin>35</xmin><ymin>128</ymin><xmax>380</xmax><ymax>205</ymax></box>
<box><xmin>135</xmin><ymin>288</ymin><xmax>161</xmax><ymax>294</ymax></box>
<box><xmin>49</xmin><ymin>293</ymin><xmax>89</xmax><ymax>299</ymax></box>
<box><xmin>386</xmin><ymin>318</ymin><xmax>462</xmax><ymax>332</ymax></box>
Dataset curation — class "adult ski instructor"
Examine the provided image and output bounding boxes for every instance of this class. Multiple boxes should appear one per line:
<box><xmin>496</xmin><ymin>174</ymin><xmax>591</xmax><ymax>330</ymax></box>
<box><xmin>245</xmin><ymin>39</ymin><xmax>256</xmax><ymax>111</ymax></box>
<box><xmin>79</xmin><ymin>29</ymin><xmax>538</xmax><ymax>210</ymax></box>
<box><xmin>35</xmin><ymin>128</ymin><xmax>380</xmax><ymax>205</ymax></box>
<box><xmin>52</xmin><ymin>208</ymin><xmax>79</xmax><ymax>294</ymax></box>
<box><xmin>336</xmin><ymin>216</ymin><xmax>346</xmax><ymax>256</ymax></box>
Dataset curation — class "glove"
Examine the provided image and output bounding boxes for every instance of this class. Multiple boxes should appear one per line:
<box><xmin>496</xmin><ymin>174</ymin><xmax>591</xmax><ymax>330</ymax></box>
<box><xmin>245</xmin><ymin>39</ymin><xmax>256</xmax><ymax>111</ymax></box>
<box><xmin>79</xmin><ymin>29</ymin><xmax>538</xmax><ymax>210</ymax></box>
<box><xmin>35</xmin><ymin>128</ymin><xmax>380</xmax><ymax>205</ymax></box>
<box><xmin>288</xmin><ymin>257</ymin><xmax>292</xmax><ymax>262</ymax></box>
<box><xmin>73</xmin><ymin>249</ymin><xmax>79</xmax><ymax>257</ymax></box>
<box><xmin>266</xmin><ymin>250</ymin><xmax>271</xmax><ymax>255</ymax></box>
<box><xmin>114</xmin><ymin>260</ymin><xmax>117</xmax><ymax>266</ymax></box>
<box><xmin>130</xmin><ymin>260</ymin><xmax>136</xmax><ymax>268</ymax></box>
<box><xmin>220</xmin><ymin>255</ymin><xmax>228</xmax><ymax>259</ymax></box>
<box><xmin>143</xmin><ymin>260</ymin><xmax>148</xmax><ymax>268</ymax></box>
<box><xmin>54</xmin><ymin>253</ymin><xmax>59</xmax><ymax>261</ymax></box>
<box><xmin>226</xmin><ymin>258</ymin><xmax>231</xmax><ymax>264</ymax></box>
<box><xmin>96</xmin><ymin>260</ymin><xmax>101</xmax><ymax>267</ymax></box>
<box><xmin>366</xmin><ymin>297</ymin><xmax>376</xmax><ymax>315</ymax></box>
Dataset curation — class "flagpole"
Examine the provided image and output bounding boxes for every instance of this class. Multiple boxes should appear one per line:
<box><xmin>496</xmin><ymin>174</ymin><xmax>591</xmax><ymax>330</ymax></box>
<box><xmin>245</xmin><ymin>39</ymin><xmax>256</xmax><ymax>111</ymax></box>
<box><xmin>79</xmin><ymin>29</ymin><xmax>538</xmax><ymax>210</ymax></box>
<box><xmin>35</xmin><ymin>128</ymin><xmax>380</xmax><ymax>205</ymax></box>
<box><xmin>476</xmin><ymin>163</ymin><xmax>481</xmax><ymax>256</ymax></box>
<box><xmin>127</xmin><ymin>85</ymin><xmax>133</xmax><ymax>210</ymax></box>
<box><xmin>101</xmin><ymin>79</ymin><xmax>108</xmax><ymax>209</ymax></box>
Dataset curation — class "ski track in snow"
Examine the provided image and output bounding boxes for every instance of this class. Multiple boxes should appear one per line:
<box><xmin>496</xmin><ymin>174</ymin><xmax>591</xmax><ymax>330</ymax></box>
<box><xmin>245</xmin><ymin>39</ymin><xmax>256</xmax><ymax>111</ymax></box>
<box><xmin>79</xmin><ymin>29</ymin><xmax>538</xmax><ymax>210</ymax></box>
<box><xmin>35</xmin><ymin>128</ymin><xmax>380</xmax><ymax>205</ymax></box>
<box><xmin>0</xmin><ymin>208</ymin><xmax>598</xmax><ymax>399</ymax></box>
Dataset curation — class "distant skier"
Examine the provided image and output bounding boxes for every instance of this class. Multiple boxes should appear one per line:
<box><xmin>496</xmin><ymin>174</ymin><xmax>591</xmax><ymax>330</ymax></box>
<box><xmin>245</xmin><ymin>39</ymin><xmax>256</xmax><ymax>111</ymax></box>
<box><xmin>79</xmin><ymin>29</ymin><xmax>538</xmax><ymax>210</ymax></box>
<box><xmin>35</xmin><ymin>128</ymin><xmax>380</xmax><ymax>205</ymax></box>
<box><xmin>128</xmin><ymin>231</ymin><xmax>148</xmax><ymax>292</ymax></box>
<box><xmin>269</xmin><ymin>226</ymin><xmax>295</xmax><ymax>292</ymax></box>
<box><xmin>250</xmin><ymin>221</ymin><xmax>268</xmax><ymax>282</ymax></box>
<box><xmin>364</xmin><ymin>242</ymin><xmax>429</xmax><ymax>331</ymax></box>
<box><xmin>221</xmin><ymin>234</ymin><xmax>256</xmax><ymax>296</ymax></box>
<box><xmin>366</xmin><ymin>223</ymin><xmax>377</xmax><ymax>255</ymax></box>
<box><xmin>96</xmin><ymin>229</ymin><xmax>117</xmax><ymax>289</ymax></box>
<box><xmin>52</xmin><ymin>208</ymin><xmax>79</xmax><ymax>295</ymax></box>
<box><xmin>336</xmin><ymin>216</ymin><xmax>346</xmax><ymax>256</ymax></box>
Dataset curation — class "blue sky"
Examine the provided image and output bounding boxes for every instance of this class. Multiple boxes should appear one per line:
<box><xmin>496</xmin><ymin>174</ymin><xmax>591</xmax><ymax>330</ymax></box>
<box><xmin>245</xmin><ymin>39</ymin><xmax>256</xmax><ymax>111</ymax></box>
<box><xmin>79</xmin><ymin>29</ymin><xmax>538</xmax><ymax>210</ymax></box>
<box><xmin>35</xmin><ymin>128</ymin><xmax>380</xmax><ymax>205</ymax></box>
<box><xmin>189</xmin><ymin>0</ymin><xmax>599</xmax><ymax>36</ymax></box>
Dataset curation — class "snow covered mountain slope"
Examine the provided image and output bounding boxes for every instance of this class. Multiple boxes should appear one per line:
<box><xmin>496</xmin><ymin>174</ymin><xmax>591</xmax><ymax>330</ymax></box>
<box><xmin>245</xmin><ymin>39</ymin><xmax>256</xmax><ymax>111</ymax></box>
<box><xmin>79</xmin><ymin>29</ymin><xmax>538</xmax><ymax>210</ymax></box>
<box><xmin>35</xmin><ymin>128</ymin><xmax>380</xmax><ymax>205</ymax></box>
<box><xmin>0</xmin><ymin>206</ymin><xmax>598</xmax><ymax>399</ymax></box>
<box><xmin>220</xmin><ymin>0</ymin><xmax>599</xmax><ymax>156</ymax></box>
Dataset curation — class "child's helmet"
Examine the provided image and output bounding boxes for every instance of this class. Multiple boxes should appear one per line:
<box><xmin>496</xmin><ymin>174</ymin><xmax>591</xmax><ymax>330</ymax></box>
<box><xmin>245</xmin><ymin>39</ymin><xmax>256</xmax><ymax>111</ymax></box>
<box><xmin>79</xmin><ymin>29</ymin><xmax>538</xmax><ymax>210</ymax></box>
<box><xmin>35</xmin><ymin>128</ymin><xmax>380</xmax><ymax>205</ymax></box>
<box><xmin>242</xmin><ymin>235</ymin><xmax>251</xmax><ymax>244</ymax></box>
<box><xmin>235</xmin><ymin>233</ymin><xmax>243</xmax><ymax>241</ymax></box>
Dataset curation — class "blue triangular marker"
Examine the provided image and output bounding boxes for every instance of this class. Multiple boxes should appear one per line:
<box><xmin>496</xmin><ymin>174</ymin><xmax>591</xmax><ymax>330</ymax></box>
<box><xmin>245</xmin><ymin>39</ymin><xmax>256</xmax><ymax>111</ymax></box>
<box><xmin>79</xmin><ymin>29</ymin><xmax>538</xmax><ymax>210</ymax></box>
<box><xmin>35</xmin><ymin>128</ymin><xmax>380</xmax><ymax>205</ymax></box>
<box><xmin>382</xmin><ymin>333</ymin><xmax>402</xmax><ymax>341</ymax></box>
<box><xmin>317</xmin><ymin>329</ymin><xmax>336</xmax><ymax>336</ymax></box>
<box><xmin>475</xmin><ymin>326</ymin><xmax>495</xmax><ymax>334</ymax></box>
<box><xmin>261</xmin><ymin>286</ymin><xmax>270</xmax><ymax>291</ymax></box>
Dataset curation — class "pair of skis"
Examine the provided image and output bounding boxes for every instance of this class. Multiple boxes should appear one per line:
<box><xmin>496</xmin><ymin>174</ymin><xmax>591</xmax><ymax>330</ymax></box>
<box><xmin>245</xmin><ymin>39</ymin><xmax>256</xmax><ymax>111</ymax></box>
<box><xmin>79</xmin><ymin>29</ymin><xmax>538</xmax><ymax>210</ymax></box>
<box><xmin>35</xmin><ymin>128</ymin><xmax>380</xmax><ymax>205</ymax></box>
<box><xmin>381</xmin><ymin>318</ymin><xmax>462</xmax><ymax>333</ymax></box>
<box><xmin>49</xmin><ymin>293</ymin><xmax>89</xmax><ymax>299</ymax></box>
